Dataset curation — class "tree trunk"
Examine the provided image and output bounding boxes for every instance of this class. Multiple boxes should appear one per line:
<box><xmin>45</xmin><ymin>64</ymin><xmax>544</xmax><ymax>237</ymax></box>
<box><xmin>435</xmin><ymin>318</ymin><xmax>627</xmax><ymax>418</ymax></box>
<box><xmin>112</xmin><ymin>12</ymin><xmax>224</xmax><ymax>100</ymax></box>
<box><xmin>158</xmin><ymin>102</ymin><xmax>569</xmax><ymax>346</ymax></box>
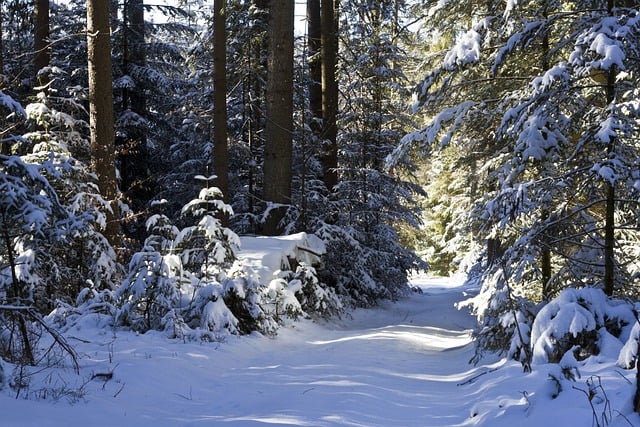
<box><xmin>0</xmin><ymin>2</ymin><xmax>3</xmax><ymax>76</ymax></box>
<box><xmin>320</xmin><ymin>0</ymin><xmax>338</xmax><ymax>191</ymax></box>
<box><xmin>120</xmin><ymin>0</ymin><xmax>150</xmax><ymax>240</ymax></box>
<box><xmin>307</xmin><ymin>0</ymin><xmax>322</xmax><ymax>134</ymax></box>
<box><xmin>213</xmin><ymin>0</ymin><xmax>229</xmax><ymax>203</ymax></box>
<box><xmin>0</xmin><ymin>5</ymin><xmax>5</xmax><ymax>156</ymax></box>
<box><xmin>263</xmin><ymin>0</ymin><xmax>294</xmax><ymax>235</ymax></box>
<box><xmin>603</xmin><ymin>0</ymin><xmax>616</xmax><ymax>296</ymax></box>
<box><xmin>87</xmin><ymin>0</ymin><xmax>121</xmax><ymax>250</ymax></box>
<box><xmin>635</xmin><ymin>346</ymin><xmax>640</xmax><ymax>413</ymax></box>
<box><xmin>539</xmin><ymin>5</ymin><xmax>552</xmax><ymax>301</ymax></box>
<box><xmin>123</xmin><ymin>0</ymin><xmax>146</xmax><ymax>115</ymax></box>
<box><xmin>34</xmin><ymin>0</ymin><xmax>50</xmax><ymax>83</ymax></box>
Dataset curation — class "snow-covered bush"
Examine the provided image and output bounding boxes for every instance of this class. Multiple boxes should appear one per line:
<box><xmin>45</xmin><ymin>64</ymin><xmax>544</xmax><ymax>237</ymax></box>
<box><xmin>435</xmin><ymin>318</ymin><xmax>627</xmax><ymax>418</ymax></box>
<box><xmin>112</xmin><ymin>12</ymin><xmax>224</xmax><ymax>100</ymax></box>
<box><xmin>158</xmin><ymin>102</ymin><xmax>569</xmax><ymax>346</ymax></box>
<box><xmin>317</xmin><ymin>221</ymin><xmax>425</xmax><ymax>308</ymax></box>
<box><xmin>279</xmin><ymin>262</ymin><xmax>343</xmax><ymax>319</ymax></box>
<box><xmin>175</xmin><ymin>175</ymin><xmax>240</xmax><ymax>281</ymax></box>
<box><xmin>530</xmin><ymin>288</ymin><xmax>634</xmax><ymax>365</ymax></box>
<box><xmin>115</xmin><ymin>249</ymin><xmax>180</xmax><ymax>332</ymax></box>
<box><xmin>185</xmin><ymin>283</ymin><xmax>240</xmax><ymax>339</ymax></box>
<box><xmin>618</xmin><ymin>313</ymin><xmax>640</xmax><ymax>369</ymax></box>
<box><xmin>110</xmin><ymin>181</ymin><xmax>273</xmax><ymax>340</ymax></box>
<box><xmin>264</xmin><ymin>275</ymin><xmax>305</xmax><ymax>321</ymax></box>
<box><xmin>222</xmin><ymin>275</ymin><xmax>271</xmax><ymax>335</ymax></box>
<box><xmin>462</xmin><ymin>267</ymin><xmax>537</xmax><ymax>368</ymax></box>
<box><xmin>0</xmin><ymin>151</ymin><xmax>116</xmax><ymax>364</ymax></box>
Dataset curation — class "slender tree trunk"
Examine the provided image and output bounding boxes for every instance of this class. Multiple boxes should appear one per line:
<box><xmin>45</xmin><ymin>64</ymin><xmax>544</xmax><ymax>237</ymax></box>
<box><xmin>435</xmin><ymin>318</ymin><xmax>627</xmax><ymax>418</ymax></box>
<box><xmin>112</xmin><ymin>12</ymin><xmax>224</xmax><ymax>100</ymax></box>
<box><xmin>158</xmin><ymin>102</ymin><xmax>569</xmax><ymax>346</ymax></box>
<box><xmin>539</xmin><ymin>3</ymin><xmax>552</xmax><ymax>301</ymax></box>
<box><xmin>34</xmin><ymin>0</ymin><xmax>50</xmax><ymax>83</ymax></box>
<box><xmin>320</xmin><ymin>0</ymin><xmax>338</xmax><ymax>191</ymax></box>
<box><xmin>213</xmin><ymin>0</ymin><xmax>229</xmax><ymax>203</ymax></box>
<box><xmin>603</xmin><ymin>0</ymin><xmax>616</xmax><ymax>296</ymax></box>
<box><xmin>1</xmin><ymin>219</ymin><xmax>35</xmax><ymax>366</ymax></box>
<box><xmin>120</xmin><ymin>0</ymin><xmax>150</xmax><ymax>239</ymax></box>
<box><xmin>307</xmin><ymin>0</ymin><xmax>322</xmax><ymax>133</ymax></box>
<box><xmin>0</xmin><ymin>5</ymin><xmax>5</xmax><ymax>156</ymax></box>
<box><xmin>0</xmin><ymin>2</ymin><xmax>4</xmax><ymax>76</ymax></box>
<box><xmin>263</xmin><ymin>0</ymin><xmax>294</xmax><ymax>235</ymax></box>
<box><xmin>87</xmin><ymin>0</ymin><xmax>121</xmax><ymax>250</ymax></box>
<box><xmin>124</xmin><ymin>0</ymin><xmax>145</xmax><ymax>114</ymax></box>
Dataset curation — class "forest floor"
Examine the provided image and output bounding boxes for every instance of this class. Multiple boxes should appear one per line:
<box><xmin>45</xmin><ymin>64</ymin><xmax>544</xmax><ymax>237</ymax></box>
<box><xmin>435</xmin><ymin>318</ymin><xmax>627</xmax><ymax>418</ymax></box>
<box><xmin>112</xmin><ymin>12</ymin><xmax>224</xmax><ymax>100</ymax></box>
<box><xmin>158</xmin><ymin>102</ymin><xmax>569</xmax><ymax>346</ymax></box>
<box><xmin>0</xmin><ymin>274</ymin><xmax>638</xmax><ymax>426</ymax></box>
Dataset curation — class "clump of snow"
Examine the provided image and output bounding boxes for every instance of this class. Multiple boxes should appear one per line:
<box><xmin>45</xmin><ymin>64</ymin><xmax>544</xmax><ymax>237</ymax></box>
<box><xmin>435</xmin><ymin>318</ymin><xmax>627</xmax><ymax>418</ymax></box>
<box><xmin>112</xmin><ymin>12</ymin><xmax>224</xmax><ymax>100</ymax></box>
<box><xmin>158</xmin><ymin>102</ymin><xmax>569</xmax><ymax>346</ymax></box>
<box><xmin>443</xmin><ymin>28</ymin><xmax>482</xmax><ymax>70</ymax></box>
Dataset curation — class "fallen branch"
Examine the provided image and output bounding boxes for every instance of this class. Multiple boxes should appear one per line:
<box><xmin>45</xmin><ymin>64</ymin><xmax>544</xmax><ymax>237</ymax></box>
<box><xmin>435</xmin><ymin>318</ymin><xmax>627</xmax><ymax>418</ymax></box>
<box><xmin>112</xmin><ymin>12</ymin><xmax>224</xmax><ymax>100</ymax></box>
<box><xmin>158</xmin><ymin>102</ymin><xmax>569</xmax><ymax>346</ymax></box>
<box><xmin>457</xmin><ymin>367</ymin><xmax>499</xmax><ymax>386</ymax></box>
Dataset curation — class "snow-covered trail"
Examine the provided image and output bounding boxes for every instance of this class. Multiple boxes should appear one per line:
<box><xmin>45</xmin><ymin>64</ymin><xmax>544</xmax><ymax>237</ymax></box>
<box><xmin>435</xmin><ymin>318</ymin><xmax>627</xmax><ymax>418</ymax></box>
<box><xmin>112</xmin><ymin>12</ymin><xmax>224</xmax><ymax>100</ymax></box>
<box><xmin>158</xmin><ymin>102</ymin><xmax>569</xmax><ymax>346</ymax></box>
<box><xmin>209</xmin><ymin>276</ymin><xmax>479</xmax><ymax>427</ymax></box>
<box><xmin>1</xmin><ymin>276</ymin><xmax>488</xmax><ymax>427</ymax></box>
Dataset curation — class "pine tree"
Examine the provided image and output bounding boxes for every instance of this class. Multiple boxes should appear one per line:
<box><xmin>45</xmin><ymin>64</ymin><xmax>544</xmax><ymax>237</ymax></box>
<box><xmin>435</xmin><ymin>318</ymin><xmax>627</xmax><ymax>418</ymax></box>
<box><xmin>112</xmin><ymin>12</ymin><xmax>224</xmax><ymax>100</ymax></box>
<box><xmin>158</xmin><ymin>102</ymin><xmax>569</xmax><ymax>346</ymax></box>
<box><xmin>391</xmin><ymin>0</ymin><xmax>640</xmax><ymax>365</ymax></box>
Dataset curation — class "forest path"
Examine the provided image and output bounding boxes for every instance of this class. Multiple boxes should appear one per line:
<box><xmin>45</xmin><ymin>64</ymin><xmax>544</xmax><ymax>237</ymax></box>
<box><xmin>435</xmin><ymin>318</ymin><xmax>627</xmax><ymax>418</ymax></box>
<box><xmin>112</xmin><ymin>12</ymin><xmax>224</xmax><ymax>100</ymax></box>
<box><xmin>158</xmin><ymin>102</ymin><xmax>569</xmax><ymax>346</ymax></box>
<box><xmin>205</xmin><ymin>275</ymin><xmax>483</xmax><ymax>426</ymax></box>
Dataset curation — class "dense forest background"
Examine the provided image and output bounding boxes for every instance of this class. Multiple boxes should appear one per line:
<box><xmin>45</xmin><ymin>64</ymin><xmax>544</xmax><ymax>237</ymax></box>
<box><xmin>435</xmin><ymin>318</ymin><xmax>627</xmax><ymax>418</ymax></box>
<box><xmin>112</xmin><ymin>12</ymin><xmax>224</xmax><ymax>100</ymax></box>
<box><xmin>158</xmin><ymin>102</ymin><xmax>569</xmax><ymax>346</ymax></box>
<box><xmin>1</xmin><ymin>0</ymin><xmax>640</xmax><ymax>383</ymax></box>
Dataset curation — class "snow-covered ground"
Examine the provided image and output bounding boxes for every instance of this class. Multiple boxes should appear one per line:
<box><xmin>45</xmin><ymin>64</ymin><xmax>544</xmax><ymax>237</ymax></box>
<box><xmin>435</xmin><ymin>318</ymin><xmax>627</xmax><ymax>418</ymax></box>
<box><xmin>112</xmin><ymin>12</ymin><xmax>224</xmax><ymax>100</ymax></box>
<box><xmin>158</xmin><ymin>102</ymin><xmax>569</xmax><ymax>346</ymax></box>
<box><xmin>1</xmin><ymin>274</ymin><xmax>639</xmax><ymax>426</ymax></box>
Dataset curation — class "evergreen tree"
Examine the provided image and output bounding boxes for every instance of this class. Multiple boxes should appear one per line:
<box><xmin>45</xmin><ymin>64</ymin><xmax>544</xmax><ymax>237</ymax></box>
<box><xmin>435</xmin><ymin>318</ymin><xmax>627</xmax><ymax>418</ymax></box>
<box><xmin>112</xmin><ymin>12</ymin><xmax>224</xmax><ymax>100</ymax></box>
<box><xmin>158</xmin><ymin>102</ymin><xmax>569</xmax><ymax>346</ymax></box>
<box><xmin>390</xmin><ymin>0</ymin><xmax>640</xmax><ymax>366</ymax></box>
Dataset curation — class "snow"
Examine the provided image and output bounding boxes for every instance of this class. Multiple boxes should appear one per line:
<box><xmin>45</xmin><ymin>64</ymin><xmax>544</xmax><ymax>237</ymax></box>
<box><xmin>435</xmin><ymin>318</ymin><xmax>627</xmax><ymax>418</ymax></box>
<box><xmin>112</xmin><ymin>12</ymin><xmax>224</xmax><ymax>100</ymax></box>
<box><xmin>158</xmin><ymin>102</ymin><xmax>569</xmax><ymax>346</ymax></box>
<box><xmin>1</xmin><ymin>270</ymin><xmax>640</xmax><ymax>425</ymax></box>
<box><xmin>238</xmin><ymin>233</ymin><xmax>326</xmax><ymax>285</ymax></box>
<box><xmin>0</xmin><ymin>91</ymin><xmax>26</xmax><ymax>117</ymax></box>
<box><xmin>443</xmin><ymin>29</ymin><xmax>482</xmax><ymax>70</ymax></box>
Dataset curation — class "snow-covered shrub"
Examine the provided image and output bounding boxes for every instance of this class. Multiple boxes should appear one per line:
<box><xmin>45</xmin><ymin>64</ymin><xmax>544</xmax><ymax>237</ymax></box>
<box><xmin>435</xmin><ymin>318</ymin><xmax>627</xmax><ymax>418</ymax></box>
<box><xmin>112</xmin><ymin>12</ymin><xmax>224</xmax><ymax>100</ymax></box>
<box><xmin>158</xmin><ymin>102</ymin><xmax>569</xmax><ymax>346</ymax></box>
<box><xmin>282</xmin><ymin>262</ymin><xmax>343</xmax><ymax>319</ymax></box>
<box><xmin>618</xmin><ymin>312</ymin><xmax>640</xmax><ymax>369</ymax></box>
<box><xmin>46</xmin><ymin>287</ymin><xmax>116</xmax><ymax>332</ymax></box>
<box><xmin>0</xmin><ymin>152</ymin><xmax>116</xmax><ymax>364</ymax></box>
<box><xmin>263</xmin><ymin>275</ymin><xmax>304</xmax><ymax>321</ymax></box>
<box><xmin>221</xmin><ymin>275</ymin><xmax>270</xmax><ymax>335</ymax></box>
<box><xmin>316</xmin><ymin>221</ymin><xmax>426</xmax><ymax>308</ymax></box>
<box><xmin>461</xmin><ymin>266</ymin><xmax>537</xmax><ymax>367</ymax></box>
<box><xmin>115</xmin><ymin>249</ymin><xmax>181</xmax><ymax>332</ymax></box>
<box><xmin>175</xmin><ymin>176</ymin><xmax>240</xmax><ymax>281</ymax></box>
<box><xmin>184</xmin><ymin>283</ymin><xmax>240</xmax><ymax>339</ymax></box>
<box><xmin>530</xmin><ymin>288</ymin><xmax>635</xmax><ymax>365</ymax></box>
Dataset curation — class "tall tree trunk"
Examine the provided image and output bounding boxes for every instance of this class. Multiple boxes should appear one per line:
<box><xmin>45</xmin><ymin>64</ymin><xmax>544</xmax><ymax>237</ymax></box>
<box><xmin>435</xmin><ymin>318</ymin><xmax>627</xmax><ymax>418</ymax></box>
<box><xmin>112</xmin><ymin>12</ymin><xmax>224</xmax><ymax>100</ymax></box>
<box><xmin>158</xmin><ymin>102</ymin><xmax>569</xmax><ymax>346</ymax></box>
<box><xmin>213</xmin><ymin>0</ymin><xmax>229</xmax><ymax>203</ymax></box>
<box><xmin>120</xmin><ymin>0</ymin><xmax>150</xmax><ymax>240</ymax></box>
<box><xmin>0</xmin><ymin>5</ymin><xmax>5</xmax><ymax>156</ymax></box>
<box><xmin>320</xmin><ymin>0</ymin><xmax>338</xmax><ymax>191</ymax></box>
<box><xmin>123</xmin><ymin>0</ymin><xmax>145</xmax><ymax>115</ymax></box>
<box><xmin>263</xmin><ymin>0</ymin><xmax>294</xmax><ymax>235</ymax></box>
<box><xmin>34</xmin><ymin>0</ymin><xmax>50</xmax><ymax>83</ymax></box>
<box><xmin>0</xmin><ymin>2</ymin><xmax>3</xmax><ymax>76</ymax></box>
<box><xmin>307</xmin><ymin>0</ymin><xmax>322</xmax><ymax>134</ymax></box>
<box><xmin>603</xmin><ymin>0</ymin><xmax>616</xmax><ymax>296</ymax></box>
<box><xmin>87</xmin><ymin>0</ymin><xmax>121</xmax><ymax>250</ymax></box>
<box><xmin>539</xmin><ymin>2</ymin><xmax>552</xmax><ymax>301</ymax></box>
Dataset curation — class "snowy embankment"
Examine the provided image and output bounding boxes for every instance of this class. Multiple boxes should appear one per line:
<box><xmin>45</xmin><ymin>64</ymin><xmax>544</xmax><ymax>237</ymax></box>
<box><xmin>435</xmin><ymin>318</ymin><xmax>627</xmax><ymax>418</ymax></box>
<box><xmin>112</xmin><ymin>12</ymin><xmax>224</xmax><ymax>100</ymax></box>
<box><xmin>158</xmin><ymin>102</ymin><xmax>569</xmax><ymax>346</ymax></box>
<box><xmin>0</xmin><ymin>236</ymin><xmax>639</xmax><ymax>426</ymax></box>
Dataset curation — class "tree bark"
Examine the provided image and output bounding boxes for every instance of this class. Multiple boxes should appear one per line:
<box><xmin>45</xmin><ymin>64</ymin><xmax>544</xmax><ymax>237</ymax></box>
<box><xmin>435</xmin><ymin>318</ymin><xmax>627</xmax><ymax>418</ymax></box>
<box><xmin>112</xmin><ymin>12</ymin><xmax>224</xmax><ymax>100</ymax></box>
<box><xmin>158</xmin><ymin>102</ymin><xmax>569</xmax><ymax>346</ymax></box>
<box><xmin>120</xmin><ymin>0</ymin><xmax>150</xmax><ymax>239</ymax></box>
<box><xmin>213</xmin><ymin>0</ymin><xmax>229</xmax><ymax>203</ymax></box>
<box><xmin>307</xmin><ymin>0</ymin><xmax>322</xmax><ymax>133</ymax></box>
<box><xmin>123</xmin><ymin>0</ymin><xmax>146</xmax><ymax>115</ymax></box>
<box><xmin>0</xmin><ymin>2</ymin><xmax>3</xmax><ymax>76</ymax></box>
<box><xmin>263</xmin><ymin>0</ymin><xmax>294</xmax><ymax>235</ymax></box>
<box><xmin>603</xmin><ymin>0</ymin><xmax>616</xmax><ymax>296</ymax></box>
<box><xmin>34</xmin><ymin>0</ymin><xmax>50</xmax><ymax>83</ymax></box>
<box><xmin>320</xmin><ymin>0</ymin><xmax>338</xmax><ymax>191</ymax></box>
<box><xmin>87</xmin><ymin>0</ymin><xmax>121</xmax><ymax>250</ymax></box>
